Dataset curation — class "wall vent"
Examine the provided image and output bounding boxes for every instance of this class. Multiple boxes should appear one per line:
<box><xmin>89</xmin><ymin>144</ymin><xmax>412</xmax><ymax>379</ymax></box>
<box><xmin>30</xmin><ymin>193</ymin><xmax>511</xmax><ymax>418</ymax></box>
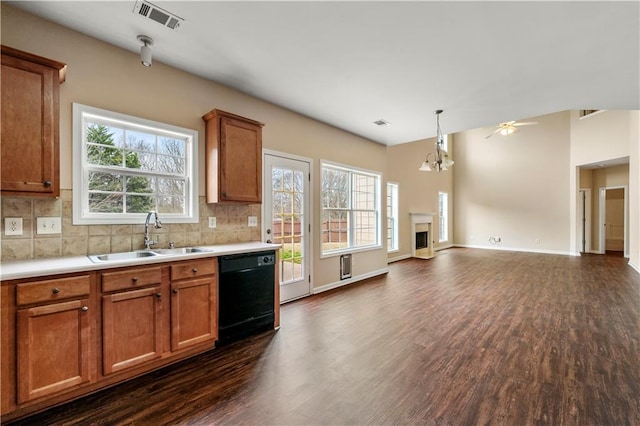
<box><xmin>340</xmin><ymin>254</ymin><xmax>352</xmax><ymax>280</ymax></box>
<box><xmin>133</xmin><ymin>1</ymin><xmax>184</xmax><ymax>30</ymax></box>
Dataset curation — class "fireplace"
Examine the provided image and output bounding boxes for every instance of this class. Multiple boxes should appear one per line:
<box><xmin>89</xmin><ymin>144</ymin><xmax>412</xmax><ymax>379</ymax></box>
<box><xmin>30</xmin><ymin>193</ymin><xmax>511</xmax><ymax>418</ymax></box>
<box><xmin>416</xmin><ymin>231</ymin><xmax>428</xmax><ymax>250</ymax></box>
<box><xmin>411</xmin><ymin>213</ymin><xmax>434</xmax><ymax>259</ymax></box>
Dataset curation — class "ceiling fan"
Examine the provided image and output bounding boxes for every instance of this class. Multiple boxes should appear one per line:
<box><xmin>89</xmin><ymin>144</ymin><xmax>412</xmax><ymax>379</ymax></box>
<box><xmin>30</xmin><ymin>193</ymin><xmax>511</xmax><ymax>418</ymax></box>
<box><xmin>485</xmin><ymin>120</ymin><xmax>538</xmax><ymax>139</ymax></box>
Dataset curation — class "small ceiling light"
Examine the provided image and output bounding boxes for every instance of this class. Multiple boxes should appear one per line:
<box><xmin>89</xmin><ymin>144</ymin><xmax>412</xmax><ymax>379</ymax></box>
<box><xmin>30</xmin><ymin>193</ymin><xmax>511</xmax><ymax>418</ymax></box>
<box><xmin>137</xmin><ymin>35</ymin><xmax>153</xmax><ymax>67</ymax></box>
<box><xmin>419</xmin><ymin>110</ymin><xmax>454</xmax><ymax>172</ymax></box>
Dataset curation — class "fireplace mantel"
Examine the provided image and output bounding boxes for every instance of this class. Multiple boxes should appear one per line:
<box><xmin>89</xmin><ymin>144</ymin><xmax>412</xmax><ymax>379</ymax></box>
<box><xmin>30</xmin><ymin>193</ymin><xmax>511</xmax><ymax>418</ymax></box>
<box><xmin>411</xmin><ymin>213</ymin><xmax>435</xmax><ymax>259</ymax></box>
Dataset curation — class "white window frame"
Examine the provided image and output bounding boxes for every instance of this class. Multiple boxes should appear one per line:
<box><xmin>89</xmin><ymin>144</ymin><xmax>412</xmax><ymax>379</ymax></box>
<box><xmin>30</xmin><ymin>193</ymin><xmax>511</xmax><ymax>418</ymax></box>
<box><xmin>438</xmin><ymin>191</ymin><xmax>449</xmax><ymax>243</ymax></box>
<box><xmin>387</xmin><ymin>182</ymin><xmax>399</xmax><ymax>252</ymax></box>
<box><xmin>320</xmin><ymin>160</ymin><xmax>382</xmax><ymax>257</ymax></box>
<box><xmin>72</xmin><ymin>103</ymin><xmax>198</xmax><ymax>224</ymax></box>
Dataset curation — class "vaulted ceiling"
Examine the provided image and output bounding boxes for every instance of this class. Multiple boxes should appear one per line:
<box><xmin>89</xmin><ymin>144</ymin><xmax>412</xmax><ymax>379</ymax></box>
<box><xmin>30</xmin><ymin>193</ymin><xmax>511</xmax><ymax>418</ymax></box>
<box><xmin>7</xmin><ymin>1</ymin><xmax>640</xmax><ymax>145</ymax></box>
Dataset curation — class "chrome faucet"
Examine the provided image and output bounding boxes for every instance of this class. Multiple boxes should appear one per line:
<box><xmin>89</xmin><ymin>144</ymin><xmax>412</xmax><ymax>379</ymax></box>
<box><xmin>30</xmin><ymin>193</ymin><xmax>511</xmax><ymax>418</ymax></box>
<box><xmin>144</xmin><ymin>211</ymin><xmax>162</xmax><ymax>249</ymax></box>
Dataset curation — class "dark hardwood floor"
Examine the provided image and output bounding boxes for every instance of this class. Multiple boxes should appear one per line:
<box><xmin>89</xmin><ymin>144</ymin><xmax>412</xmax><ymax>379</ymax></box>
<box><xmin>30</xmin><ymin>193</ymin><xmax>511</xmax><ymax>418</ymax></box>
<box><xmin>8</xmin><ymin>248</ymin><xmax>640</xmax><ymax>425</ymax></box>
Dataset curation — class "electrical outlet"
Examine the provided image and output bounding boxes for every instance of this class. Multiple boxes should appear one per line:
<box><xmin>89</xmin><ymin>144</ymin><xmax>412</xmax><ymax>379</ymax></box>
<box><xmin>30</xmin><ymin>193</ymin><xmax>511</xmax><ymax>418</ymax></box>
<box><xmin>36</xmin><ymin>217</ymin><xmax>61</xmax><ymax>235</ymax></box>
<box><xmin>4</xmin><ymin>217</ymin><xmax>23</xmax><ymax>236</ymax></box>
<box><xmin>248</xmin><ymin>216</ymin><xmax>258</xmax><ymax>227</ymax></box>
<box><xmin>535</xmin><ymin>238</ymin><xmax>541</xmax><ymax>244</ymax></box>
<box><xmin>208</xmin><ymin>217</ymin><xmax>217</xmax><ymax>228</ymax></box>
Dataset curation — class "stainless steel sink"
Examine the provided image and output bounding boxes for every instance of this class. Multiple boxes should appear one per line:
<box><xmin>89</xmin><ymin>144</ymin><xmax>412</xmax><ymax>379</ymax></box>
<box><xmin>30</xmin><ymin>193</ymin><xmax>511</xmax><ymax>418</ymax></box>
<box><xmin>151</xmin><ymin>247</ymin><xmax>212</xmax><ymax>255</ymax></box>
<box><xmin>88</xmin><ymin>250</ymin><xmax>159</xmax><ymax>263</ymax></box>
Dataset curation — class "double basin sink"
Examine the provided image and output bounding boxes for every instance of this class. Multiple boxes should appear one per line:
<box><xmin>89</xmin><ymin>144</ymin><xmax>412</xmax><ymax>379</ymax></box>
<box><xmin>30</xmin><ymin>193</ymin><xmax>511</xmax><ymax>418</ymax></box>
<box><xmin>88</xmin><ymin>247</ymin><xmax>212</xmax><ymax>263</ymax></box>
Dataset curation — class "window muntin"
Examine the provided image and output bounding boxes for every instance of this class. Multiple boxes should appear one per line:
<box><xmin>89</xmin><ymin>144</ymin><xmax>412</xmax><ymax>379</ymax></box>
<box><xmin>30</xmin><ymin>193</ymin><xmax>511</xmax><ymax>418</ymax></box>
<box><xmin>387</xmin><ymin>182</ymin><xmax>399</xmax><ymax>252</ymax></box>
<box><xmin>73</xmin><ymin>104</ymin><xmax>198</xmax><ymax>224</ymax></box>
<box><xmin>438</xmin><ymin>191</ymin><xmax>449</xmax><ymax>243</ymax></box>
<box><xmin>321</xmin><ymin>162</ymin><xmax>381</xmax><ymax>255</ymax></box>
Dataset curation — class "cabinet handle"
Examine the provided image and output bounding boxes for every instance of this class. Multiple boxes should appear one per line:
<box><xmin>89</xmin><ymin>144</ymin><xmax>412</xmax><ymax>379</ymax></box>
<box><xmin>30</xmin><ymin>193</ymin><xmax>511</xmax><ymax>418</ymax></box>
<box><xmin>222</xmin><ymin>192</ymin><xmax>227</xmax><ymax>198</ymax></box>
<box><xmin>43</xmin><ymin>180</ymin><xmax>52</xmax><ymax>187</ymax></box>
<box><xmin>52</xmin><ymin>287</ymin><xmax>60</xmax><ymax>294</ymax></box>
<box><xmin>173</xmin><ymin>289</ymin><xmax>179</xmax><ymax>294</ymax></box>
<box><xmin>156</xmin><ymin>293</ymin><xmax>162</xmax><ymax>298</ymax></box>
<box><xmin>81</xmin><ymin>306</ymin><xmax>89</xmax><ymax>312</ymax></box>
<box><xmin>132</xmin><ymin>276</ymin><xmax>138</xmax><ymax>282</ymax></box>
<box><xmin>192</xmin><ymin>268</ymin><xmax>198</xmax><ymax>273</ymax></box>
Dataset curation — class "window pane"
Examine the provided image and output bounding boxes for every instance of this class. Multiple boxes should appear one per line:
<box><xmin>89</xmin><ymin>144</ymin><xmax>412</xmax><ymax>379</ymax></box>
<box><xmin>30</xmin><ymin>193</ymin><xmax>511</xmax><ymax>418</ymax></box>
<box><xmin>87</xmin><ymin>144</ymin><xmax>122</xmax><ymax>167</ymax></box>
<box><xmin>156</xmin><ymin>154</ymin><xmax>185</xmax><ymax>174</ymax></box>
<box><xmin>158</xmin><ymin>196</ymin><xmax>185</xmax><ymax>214</ymax></box>
<box><xmin>322</xmin><ymin>167</ymin><xmax>348</xmax><ymax>208</ymax></box>
<box><xmin>158</xmin><ymin>178</ymin><xmax>185</xmax><ymax>196</ymax></box>
<box><xmin>125</xmin><ymin>176</ymin><xmax>154</xmax><ymax>194</ymax></box>
<box><xmin>88</xmin><ymin>172</ymin><xmax>122</xmax><ymax>191</ymax></box>
<box><xmin>89</xmin><ymin>193</ymin><xmax>123</xmax><ymax>213</ymax></box>
<box><xmin>126</xmin><ymin>194</ymin><xmax>155</xmax><ymax>213</ymax></box>
<box><xmin>352</xmin><ymin>174</ymin><xmax>375</xmax><ymax>210</ymax></box>
<box><xmin>322</xmin><ymin>210</ymin><xmax>348</xmax><ymax>252</ymax></box>
<box><xmin>158</xmin><ymin>137</ymin><xmax>185</xmax><ymax>157</ymax></box>
<box><xmin>439</xmin><ymin>192</ymin><xmax>448</xmax><ymax>242</ymax></box>
<box><xmin>353</xmin><ymin>211</ymin><xmax>376</xmax><ymax>247</ymax></box>
<box><xmin>126</xmin><ymin>130</ymin><xmax>156</xmax><ymax>152</ymax></box>
<box><xmin>127</xmin><ymin>150</ymin><xmax>156</xmax><ymax>171</ymax></box>
<box><xmin>86</xmin><ymin>123</ymin><xmax>124</xmax><ymax>148</ymax></box>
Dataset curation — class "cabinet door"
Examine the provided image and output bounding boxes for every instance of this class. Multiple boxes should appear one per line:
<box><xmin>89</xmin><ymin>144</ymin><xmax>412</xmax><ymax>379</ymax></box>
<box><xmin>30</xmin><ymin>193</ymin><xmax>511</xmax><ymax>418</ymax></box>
<box><xmin>17</xmin><ymin>299</ymin><xmax>92</xmax><ymax>403</ymax></box>
<box><xmin>1</xmin><ymin>48</ymin><xmax>64</xmax><ymax>197</ymax></box>
<box><xmin>170</xmin><ymin>277</ymin><xmax>217</xmax><ymax>351</ymax></box>
<box><xmin>219</xmin><ymin>116</ymin><xmax>262</xmax><ymax>203</ymax></box>
<box><xmin>102</xmin><ymin>287</ymin><xmax>162</xmax><ymax>375</ymax></box>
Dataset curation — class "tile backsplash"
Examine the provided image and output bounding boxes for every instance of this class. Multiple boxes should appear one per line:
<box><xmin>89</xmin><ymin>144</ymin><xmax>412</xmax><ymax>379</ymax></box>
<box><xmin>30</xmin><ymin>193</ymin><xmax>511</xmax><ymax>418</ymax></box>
<box><xmin>1</xmin><ymin>190</ymin><xmax>262</xmax><ymax>261</ymax></box>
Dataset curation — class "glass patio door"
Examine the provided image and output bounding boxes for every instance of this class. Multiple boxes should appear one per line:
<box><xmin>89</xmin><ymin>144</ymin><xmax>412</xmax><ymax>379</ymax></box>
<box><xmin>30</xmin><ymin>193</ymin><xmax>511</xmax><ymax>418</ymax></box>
<box><xmin>264</xmin><ymin>153</ymin><xmax>311</xmax><ymax>303</ymax></box>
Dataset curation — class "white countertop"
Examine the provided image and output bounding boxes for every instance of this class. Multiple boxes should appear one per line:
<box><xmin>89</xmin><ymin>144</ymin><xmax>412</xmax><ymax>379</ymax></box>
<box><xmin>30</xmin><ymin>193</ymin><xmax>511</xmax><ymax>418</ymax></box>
<box><xmin>0</xmin><ymin>242</ymin><xmax>281</xmax><ymax>281</ymax></box>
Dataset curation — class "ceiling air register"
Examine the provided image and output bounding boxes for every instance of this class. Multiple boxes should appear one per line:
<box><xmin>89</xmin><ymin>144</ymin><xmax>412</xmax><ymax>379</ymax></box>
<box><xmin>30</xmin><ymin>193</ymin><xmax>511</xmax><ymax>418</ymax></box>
<box><xmin>133</xmin><ymin>1</ymin><xmax>184</xmax><ymax>30</ymax></box>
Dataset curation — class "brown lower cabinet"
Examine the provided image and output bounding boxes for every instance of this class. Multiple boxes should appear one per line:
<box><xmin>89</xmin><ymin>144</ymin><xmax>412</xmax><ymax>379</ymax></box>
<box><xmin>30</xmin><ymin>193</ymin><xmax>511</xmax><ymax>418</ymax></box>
<box><xmin>1</xmin><ymin>257</ymin><xmax>220</xmax><ymax>422</ymax></box>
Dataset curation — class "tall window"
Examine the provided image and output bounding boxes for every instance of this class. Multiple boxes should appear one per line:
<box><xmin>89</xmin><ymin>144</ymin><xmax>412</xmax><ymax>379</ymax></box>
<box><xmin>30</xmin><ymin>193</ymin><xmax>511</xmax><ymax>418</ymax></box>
<box><xmin>73</xmin><ymin>103</ymin><xmax>198</xmax><ymax>224</ymax></box>
<box><xmin>321</xmin><ymin>162</ymin><xmax>381</xmax><ymax>255</ymax></box>
<box><xmin>387</xmin><ymin>182</ymin><xmax>399</xmax><ymax>252</ymax></box>
<box><xmin>438</xmin><ymin>192</ymin><xmax>449</xmax><ymax>243</ymax></box>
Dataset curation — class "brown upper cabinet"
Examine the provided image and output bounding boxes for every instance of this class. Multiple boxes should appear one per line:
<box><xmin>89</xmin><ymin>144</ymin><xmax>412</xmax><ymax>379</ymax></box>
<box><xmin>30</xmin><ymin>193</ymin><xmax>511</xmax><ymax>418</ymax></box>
<box><xmin>1</xmin><ymin>46</ymin><xmax>66</xmax><ymax>197</ymax></box>
<box><xmin>202</xmin><ymin>109</ymin><xmax>264</xmax><ymax>203</ymax></box>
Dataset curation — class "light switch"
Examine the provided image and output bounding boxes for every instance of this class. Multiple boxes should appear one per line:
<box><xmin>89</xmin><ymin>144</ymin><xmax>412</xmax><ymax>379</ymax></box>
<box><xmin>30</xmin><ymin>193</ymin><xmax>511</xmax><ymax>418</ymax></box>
<box><xmin>248</xmin><ymin>216</ymin><xmax>258</xmax><ymax>227</ymax></box>
<box><xmin>36</xmin><ymin>217</ymin><xmax>61</xmax><ymax>235</ymax></box>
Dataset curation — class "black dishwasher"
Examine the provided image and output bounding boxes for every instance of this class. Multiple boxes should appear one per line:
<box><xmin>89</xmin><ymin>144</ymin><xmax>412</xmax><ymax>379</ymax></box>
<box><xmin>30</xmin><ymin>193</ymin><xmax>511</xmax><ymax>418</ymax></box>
<box><xmin>218</xmin><ymin>251</ymin><xmax>276</xmax><ymax>345</ymax></box>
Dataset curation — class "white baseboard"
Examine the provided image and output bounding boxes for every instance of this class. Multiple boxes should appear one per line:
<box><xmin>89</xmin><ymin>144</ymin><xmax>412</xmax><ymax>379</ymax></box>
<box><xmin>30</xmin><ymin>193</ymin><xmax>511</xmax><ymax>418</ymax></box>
<box><xmin>454</xmin><ymin>244</ymin><xmax>574</xmax><ymax>256</ymax></box>
<box><xmin>387</xmin><ymin>253</ymin><xmax>411</xmax><ymax>263</ymax></box>
<box><xmin>629</xmin><ymin>261</ymin><xmax>640</xmax><ymax>274</ymax></box>
<box><xmin>435</xmin><ymin>244</ymin><xmax>454</xmax><ymax>251</ymax></box>
<box><xmin>313</xmin><ymin>267</ymin><xmax>389</xmax><ymax>294</ymax></box>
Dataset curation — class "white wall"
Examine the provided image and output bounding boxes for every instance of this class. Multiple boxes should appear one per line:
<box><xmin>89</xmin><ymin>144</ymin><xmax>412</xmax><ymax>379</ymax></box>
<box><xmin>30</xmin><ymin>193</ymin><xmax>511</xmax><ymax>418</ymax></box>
<box><xmin>453</xmin><ymin>112</ymin><xmax>571</xmax><ymax>253</ymax></box>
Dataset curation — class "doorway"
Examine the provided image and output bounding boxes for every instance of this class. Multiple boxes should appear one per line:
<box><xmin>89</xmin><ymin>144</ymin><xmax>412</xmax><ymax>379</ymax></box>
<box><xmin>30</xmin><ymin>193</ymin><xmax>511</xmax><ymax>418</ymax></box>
<box><xmin>598</xmin><ymin>186</ymin><xmax>628</xmax><ymax>257</ymax></box>
<box><xmin>263</xmin><ymin>152</ymin><xmax>312</xmax><ymax>303</ymax></box>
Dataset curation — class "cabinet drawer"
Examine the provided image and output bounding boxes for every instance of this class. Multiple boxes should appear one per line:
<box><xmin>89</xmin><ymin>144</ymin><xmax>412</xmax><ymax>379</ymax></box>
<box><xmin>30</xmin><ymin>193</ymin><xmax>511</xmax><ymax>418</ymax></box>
<box><xmin>101</xmin><ymin>267</ymin><xmax>162</xmax><ymax>292</ymax></box>
<box><xmin>171</xmin><ymin>259</ymin><xmax>216</xmax><ymax>281</ymax></box>
<box><xmin>16</xmin><ymin>275</ymin><xmax>91</xmax><ymax>306</ymax></box>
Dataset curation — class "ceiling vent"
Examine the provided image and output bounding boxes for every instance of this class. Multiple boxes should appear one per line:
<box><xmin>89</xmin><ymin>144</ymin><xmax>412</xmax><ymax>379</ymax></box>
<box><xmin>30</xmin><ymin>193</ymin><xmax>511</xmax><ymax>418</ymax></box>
<box><xmin>373</xmin><ymin>119</ymin><xmax>391</xmax><ymax>127</ymax></box>
<box><xmin>133</xmin><ymin>1</ymin><xmax>184</xmax><ymax>30</ymax></box>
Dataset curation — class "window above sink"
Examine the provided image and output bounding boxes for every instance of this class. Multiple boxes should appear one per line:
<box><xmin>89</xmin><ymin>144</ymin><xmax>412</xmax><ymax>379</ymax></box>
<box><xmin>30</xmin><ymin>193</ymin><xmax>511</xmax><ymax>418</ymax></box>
<box><xmin>72</xmin><ymin>103</ymin><xmax>199</xmax><ymax>225</ymax></box>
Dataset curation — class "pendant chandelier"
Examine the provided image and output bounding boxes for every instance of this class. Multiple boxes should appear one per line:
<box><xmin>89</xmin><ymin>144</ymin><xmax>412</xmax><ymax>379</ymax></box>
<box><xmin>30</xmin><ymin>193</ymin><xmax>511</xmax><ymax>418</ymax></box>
<box><xmin>419</xmin><ymin>109</ymin><xmax>454</xmax><ymax>172</ymax></box>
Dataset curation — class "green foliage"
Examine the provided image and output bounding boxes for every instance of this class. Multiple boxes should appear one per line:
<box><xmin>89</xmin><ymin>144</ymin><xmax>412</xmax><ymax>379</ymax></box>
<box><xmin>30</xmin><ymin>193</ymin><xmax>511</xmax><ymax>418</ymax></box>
<box><xmin>86</xmin><ymin>124</ymin><xmax>154</xmax><ymax>213</ymax></box>
<box><xmin>280</xmin><ymin>248</ymin><xmax>302</xmax><ymax>264</ymax></box>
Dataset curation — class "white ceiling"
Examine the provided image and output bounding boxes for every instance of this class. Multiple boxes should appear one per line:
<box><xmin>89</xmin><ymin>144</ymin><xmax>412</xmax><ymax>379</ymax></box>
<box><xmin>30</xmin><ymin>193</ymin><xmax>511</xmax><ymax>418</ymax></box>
<box><xmin>8</xmin><ymin>1</ymin><xmax>640</xmax><ymax>146</ymax></box>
